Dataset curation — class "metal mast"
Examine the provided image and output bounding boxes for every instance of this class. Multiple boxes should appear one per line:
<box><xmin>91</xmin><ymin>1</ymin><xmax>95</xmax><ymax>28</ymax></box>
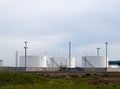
<box><xmin>105</xmin><ymin>42</ymin><xmax>108</xmax><ymax>70</ymax></box>
<box><xmin>15</xmin><ymin>51</ymin><xmax>18</xmax><ymax>71</ymax></box>
<box><xmin>69</xmin><ymin>42</ymin><xmax>71</xmax><ymax>68</ymax></box>
<box><xmin>24</xmin><ymin>41</ymin><xmax>28</xmax><ymax>69</ymax></box>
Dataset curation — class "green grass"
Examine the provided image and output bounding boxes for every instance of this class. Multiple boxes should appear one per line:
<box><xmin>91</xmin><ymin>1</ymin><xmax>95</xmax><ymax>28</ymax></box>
<box><xmin>0</xmin><ymin>72</ymin><xmax>120</xmax><ymax>89</ymax></box>
<box><xmin>0</xmin><ymin>72</ymin><xmax>47</xmax><ymax>86</ymax></box>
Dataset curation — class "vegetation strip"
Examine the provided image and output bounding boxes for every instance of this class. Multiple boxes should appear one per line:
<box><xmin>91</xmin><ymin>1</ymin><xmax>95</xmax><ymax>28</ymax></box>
<box><xmin>0</xmin><ymin>72</ymin><xmax>120</xmax><ymax>89</ymax></box>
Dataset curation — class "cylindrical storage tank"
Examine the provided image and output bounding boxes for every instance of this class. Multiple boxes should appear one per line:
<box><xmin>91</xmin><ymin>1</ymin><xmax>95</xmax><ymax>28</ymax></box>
<box><xmin>50</xmin><ymin>57</ymin><xmax>76</xmax><ymax>68</ymax></box>
<box><xmin>41</xmin><ymin>56</ymin><xmax>47</xmax><ymax>67</ymax></box>
<box><xmin>67</xmin><ymin>57</ymin><xmax>76</xmax><ymax>68</ymax></box>
<box><xmin>19</xmin><ymin>56</ymin><xmax>47</xmax><ymax>67</ymax></box>
<box><xmin>50</xmin><ymin>57</ymin><xmax>68</xmax><ymax>68</ymax></box>
<box><xmin>81</xmin><ymin>56</ymin><xmax>107</xmax><ymax>68</ymax></box>
<box><xmin>70</xmin><ymin>57</ymin><xmax>75</xmax><ymax>68</ymax></box>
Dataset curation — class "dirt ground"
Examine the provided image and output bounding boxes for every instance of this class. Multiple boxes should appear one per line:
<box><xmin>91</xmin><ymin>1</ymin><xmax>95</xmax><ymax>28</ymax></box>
<box><xmin>31</xmin><ymin>72</ymin><xmax>120</xmax><ymax>85</ymax></box>
<box><xmin>86</xmin><ymin>73</ymin><xmax>120</xmax><ymax>85</ymax></box>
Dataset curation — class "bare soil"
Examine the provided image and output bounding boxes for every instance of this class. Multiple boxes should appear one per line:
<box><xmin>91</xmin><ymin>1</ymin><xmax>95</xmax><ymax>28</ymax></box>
<box><xmin>38</xmin><ymin>72</ymin><xmax>120</xmax><ymax>85</ymax></box>
<box><xmin>86</xmin><ymin>73</ymin><xmax>120</xmax><ymax>85</ymax></box>
<box><xmin>26</xmin><ymin>72</ymin><xmax>120</xmax><ymax>85</ymax></box>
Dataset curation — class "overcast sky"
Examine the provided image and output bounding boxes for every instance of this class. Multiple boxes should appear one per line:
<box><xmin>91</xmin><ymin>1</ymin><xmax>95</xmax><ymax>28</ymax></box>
<box><xmin>0</xmin><ymin>0</ymin><xmax>120</xmax><ymax>66</ymax></box>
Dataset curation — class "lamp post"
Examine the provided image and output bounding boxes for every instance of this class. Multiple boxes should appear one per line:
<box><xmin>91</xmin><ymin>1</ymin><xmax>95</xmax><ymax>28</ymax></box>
<box><xmin>69</xmin><ymin>42</ymin><xmax>71</xmax><ymax>68</ymax></box>
<box><xmin>105</xmin><ymin>42</ymin><xmax>108</xmax><ymax>71</ymax></box>
<box><xmin>15</xmin><ymin>51</ymin><xmax>18</xmax><ymax>71</ymax></box>
<box><xmin>24</xmin><ymin>41</ymin><xmax>28</xmax><ymax>69</ymax></box>
<box><xmin>96</xmin><ymin>48</ymin><xmax>100</xmax><ymax>56</ymax></box>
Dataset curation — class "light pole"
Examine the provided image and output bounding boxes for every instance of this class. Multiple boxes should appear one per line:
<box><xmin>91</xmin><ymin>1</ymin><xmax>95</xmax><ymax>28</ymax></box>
<box><xmin>96</xmin><ymin>48</ymin><xmax>100</xmax><ymax>56</ymax></box>
<box><xmin>24</xmin><ymin>41</ymin><xmax>28</xmax><ymax>69</ymax></box>
<box><xmin>15</xmin><ymin>51</ymin><xmax>18</xmax><ymax>71</ymax></box>
<box><xmin>69</xmin><ymin>42</ymin><xmax>71</xmax><ymax>68</ymax></box>
<box><xmin>105</xmin><ymin>42</ymin><xmax>108</xmax><ymax>71</ymax></box>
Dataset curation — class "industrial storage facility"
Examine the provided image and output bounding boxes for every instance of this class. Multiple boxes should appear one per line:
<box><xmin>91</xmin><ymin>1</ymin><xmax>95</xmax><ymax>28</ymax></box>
<box><xmin>2</xmin><ymin>41</ymin><xmax>120</xmax><ymax>72</ymax></box>
<box><xmin>19</xmin><ymin>56</ymin><xmax>47</xmax><ymax>67</ymax></box>
<box><xmin>19</xmin><ymin>55</ymin><xmax>76</xmax><ymax>68</ymax></box>
<box><xmin>50</xmin><ymin>57</ymin><xmax>75</xmax><ymax>68</ymax></box>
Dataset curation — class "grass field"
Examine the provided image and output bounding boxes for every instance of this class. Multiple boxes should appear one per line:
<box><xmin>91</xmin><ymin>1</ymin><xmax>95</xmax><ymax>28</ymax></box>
<box><xmin>0</xmin><ymin>72</ymin><xmax>120</xmax><ymax>89</ymax></box>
